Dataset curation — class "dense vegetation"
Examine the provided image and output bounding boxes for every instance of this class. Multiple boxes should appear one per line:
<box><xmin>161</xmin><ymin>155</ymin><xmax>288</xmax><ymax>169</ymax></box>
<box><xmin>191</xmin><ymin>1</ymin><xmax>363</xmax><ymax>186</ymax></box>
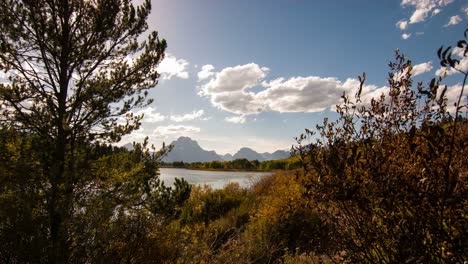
<box><xmin>161</xmin><ymin>156</ymin><xmax>302</xmax><ymax>171</ymax></box>
<box><xmin>0</xmin><ymin>0</ymin><xmax>466</xmax><ymax>262</ymax></box>
<box><xmin>293</xmin><ymin>47</ymin><xmax>468</xmax><ymax>262</ymax></box>
<box><xmin>0</xmin><ymin>0</ymin><xmax>175</xmax><ymax>262</ymax></box>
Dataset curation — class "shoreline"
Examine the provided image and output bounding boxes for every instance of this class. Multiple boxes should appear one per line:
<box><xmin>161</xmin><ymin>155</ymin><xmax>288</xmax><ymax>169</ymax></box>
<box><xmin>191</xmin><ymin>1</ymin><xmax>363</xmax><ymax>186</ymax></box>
<box><xmin>160</xmin><ymin>166</ymin><xmax>273</xmax><ymax>173</ymax></box>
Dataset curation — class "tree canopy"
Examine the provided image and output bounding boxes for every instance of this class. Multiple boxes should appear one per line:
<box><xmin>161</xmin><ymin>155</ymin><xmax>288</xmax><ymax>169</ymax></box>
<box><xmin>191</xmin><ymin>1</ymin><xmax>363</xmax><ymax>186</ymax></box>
<box><xmin>0</xmin><ymin>0</ymin><xmax>180</xmax><ymax>262</ymax></box>
<box><xmin>0</xmin><ymin>0</ymin><xmax>166</xmax><ymax>141</ymax></box>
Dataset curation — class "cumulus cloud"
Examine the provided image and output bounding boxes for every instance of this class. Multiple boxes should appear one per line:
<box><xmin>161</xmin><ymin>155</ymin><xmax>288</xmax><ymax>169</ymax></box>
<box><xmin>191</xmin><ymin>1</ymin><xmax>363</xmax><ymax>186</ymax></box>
<box><xmin>259</xmin><ymin>77</ymin><xmax>344</xmax><ymax>113</ymax></box>
<box><xmin>340</xmin><ymin>78</ymin><xmax>390</xmax><ymax>107</ymax></box>
<box><xmin>396</xmin><ymin>20</ymin><xmax>409</xmax><ymax>30</ymax></box>
<box><xmin>199</xmin><ymin>63</ymin><xmax>269</xmax><ymax>94</ymax></box>
<box><xmin>444</xmin><ymin>15</ymin><xmax>462</xmax><ymax>27</ymax></box>
<box><xmin>402</xmin><ymin>33</ymin><xmax>412</xmax><ymax>40</ymax></box>
<box><xmin>400</xmin><ymin>0</ymin><xmax>454</xmax><ymax>24</ymax></box>
<box><xmin>411</xmin><ymin>61</ymin><xmax>433</xmax><ymax>76</ymax></box>
<box><xmin>170</xmin><ymin>110</ymin><xmax>205</xmax><ymax>122</ymax></box>
<box><xmin>157</xmin><ymin>53</ymin><xmax>189</xmax><ymax>80</ymax></box>
<box><xmin>120</xmin><ymin>127</ymin><xmax>147</xmax><ymax>143</ymax></box>
<box><xmin>410</xmin><ymin>8</ymin><xmax>432</xmax><ymax>23</ymax></box>
<box><xmin>132</xmin><ymin>107</ymin><xmax>166</xmax><ymax>123</ymax></box>
<box><xmin>198</xmin><ymin>63</ymin><xmax>388</xmax><ymax>116</ymax></box>
<box><xmin>435</xmin><ymin>47</ymin><xmax>468</xmax><ymax>76</ymax></box>
<box><xmin>225</xmin><ymin>115</ymin><xmax>246</xmax><ymax>124</ymax></box>
<box><xmin>435</xmin><ymin>67</ymin><xmax>452</xmax><ymax>76</ymax></box>
<box><xmin>197</xmin><ymin>64</ymin><xmax>215</xmax><ymax>81</ymax></box>
<box><xmin>121</xmin><ymin>125</ymin><xmax>201</xmax><ymax>146</ymax></box>
<box><xmin>437</xmin><ymin>83</ymin><xmax>467</xmax><ymax>113</ymax></box>
<box><xmin>154</xmin><ymin>125</ymin><xmax>200</xmax><ymax>135</ymax></box>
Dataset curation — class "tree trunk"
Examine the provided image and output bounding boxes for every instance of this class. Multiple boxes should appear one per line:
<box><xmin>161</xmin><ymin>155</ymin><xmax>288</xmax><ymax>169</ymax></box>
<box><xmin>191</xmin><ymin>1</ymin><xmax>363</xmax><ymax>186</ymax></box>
<box><xmin>49</xmin><ymin>1</ymin><xmax>72</xmax><ymax>262</ymax></box>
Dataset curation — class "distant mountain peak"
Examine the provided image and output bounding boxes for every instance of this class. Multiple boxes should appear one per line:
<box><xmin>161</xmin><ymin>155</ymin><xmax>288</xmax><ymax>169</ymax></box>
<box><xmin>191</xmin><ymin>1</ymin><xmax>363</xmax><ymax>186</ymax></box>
<box><xmin>160</xmin><ymin>137</ymin><xmax>290</xmax><ymax>163</ymax></box>
<box><xmin>173</xmin><ymin>136</ymin><xmax>198</xmax><ymax>145</ymax></box>
<box><xmin>122</xmin><ymin>143</ymin><xmax>134</xmax><ymax>151</ymax></box>
<box><xmin>163</xmin><ymin>137</ymin><xmax>220</xmax><ymax>163</ymax></box>
<box><xmin>233</xmin><ymin>147</ymin><xmax>265</xmax><ymax>161</ymax></box>
<box><xmin>175</xmin><ymin>136</ymin><xmax>194</xmax><ymax>142</ymax></box>
<box><xmin>238</xmin><ymin>147</ymin><xmax>254</xmax><ymax>151</ymax></box>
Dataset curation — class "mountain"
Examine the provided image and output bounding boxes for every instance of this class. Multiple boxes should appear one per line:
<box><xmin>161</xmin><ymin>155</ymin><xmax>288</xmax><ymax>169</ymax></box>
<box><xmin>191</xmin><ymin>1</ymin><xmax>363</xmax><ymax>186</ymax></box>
<box><xmin>162</xmin><ymin>137</ymin><xmax>223</xmax><ymax>163</ymax></box>
<box><xmin>270</xmin><ymin>150</ymin><xmax>291</xmax><ymax>160</ymax></box>
<box><xmin>124</xmin><ymin>136</ymin><xmax>291</xmax><ymax>163</ymax></box>
<box><xmin>233</xmin><ymin>147</ymin><xmax>266</xmax><ymax>161</ymax></box>
<box><xmin>232</xmin><ymin>148</ymin><xmax>290</xmax><ymax>161</ymax></box>
<box><xmin>221</xmin><ymin>153</ymin><xmax>234</xmax><ymax>161</ymax></box>
<box><xmin>122</xmin><ymin>143</ymin><xmax>134</xmax><ymax>151</ymax></box>
<box><xmin>261</xmin><ymin>150</ymin><xmax>290</xmax><ymax>161</ymax></box>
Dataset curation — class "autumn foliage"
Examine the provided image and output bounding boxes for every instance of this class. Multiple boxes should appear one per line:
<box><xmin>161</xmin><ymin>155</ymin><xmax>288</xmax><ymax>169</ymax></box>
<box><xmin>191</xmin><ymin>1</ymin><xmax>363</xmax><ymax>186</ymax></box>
<box><xmin>294</xmin><ymin>36</ymin><xmax>467</xmax><ymax>262</ymax></box>
<box><xmin>0</xmin><ymin>0</ymin><xmax>466</xmax><ymax>261</ymax></box>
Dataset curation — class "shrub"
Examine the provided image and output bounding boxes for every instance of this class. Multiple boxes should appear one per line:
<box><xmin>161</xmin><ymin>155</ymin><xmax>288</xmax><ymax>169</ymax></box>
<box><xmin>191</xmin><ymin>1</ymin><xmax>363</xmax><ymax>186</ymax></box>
<box><xmin>294</xmin><ymin>33</ymin><xmax>468</xmax><ymax>262</ymax></box>
<box><xmin>218</xmin><ymin>172</ymin><xmax>328</xmax><ymax>263</ymax></box>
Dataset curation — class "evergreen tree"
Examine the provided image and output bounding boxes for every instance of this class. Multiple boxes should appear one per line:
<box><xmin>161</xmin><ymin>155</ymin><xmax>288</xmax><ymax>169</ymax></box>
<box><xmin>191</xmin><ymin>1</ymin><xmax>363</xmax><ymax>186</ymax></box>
<box><xmin>0</xmin><ymin>0</ymin><xmax>168</xmax><ymax>262</ymax></box>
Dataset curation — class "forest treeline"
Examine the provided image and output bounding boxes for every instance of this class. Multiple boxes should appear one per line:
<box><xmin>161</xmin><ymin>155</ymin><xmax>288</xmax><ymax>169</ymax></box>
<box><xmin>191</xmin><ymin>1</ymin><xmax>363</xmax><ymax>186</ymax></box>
<box><xmin>161</xmin><ymin>156</ymin><xmax>302</xmax><ymax>171</ymax></box>
<box><xmin>0</xmin><ymin>0</ymin><xmax>466</xmax><ymax>263</ymax></box>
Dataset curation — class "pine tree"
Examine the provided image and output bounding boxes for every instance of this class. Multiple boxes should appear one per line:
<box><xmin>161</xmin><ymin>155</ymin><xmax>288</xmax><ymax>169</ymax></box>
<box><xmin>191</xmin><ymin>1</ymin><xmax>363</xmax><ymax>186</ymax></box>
<box><xmin>0</xmin><ymin>0</ymin><xmax>166</xmax><ymax>261</ymax></box>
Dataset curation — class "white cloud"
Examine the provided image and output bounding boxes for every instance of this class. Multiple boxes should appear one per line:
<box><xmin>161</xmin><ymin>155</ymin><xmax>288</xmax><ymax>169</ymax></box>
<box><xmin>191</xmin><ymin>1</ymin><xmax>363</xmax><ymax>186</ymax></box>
<box><xmin>400</xmin><ymin>0</ymin><xmax>454</xmax><ymax>24</ymax></box>
<box><xmin>120</xmin><ymin>127</ymin><xmax>147</xmax><ymax>144</ymax></box>
<box><xmin>464</xmin><ymin>7</ymin><xmax>468</xmax><ymax>15</ymax></box>
<box><xmin>120</xmin><ymin>125</ymin><xmax>201</xmax><ymax>148</ymax></box>
<box><xmin>157</xmin><ymin>53</ymin><xmax>189</xmax><ymax>80</ymax></box>
<box><xmin>197</xmin><ymin>64</ymin><xmax>215</xmax><ymax>81</ymax></box>
<box><xmin>225</xmin><ymin>115</ymin><xmax>246</xmax><ymax>124</ymax></box>
<box><xmin>452</xmin><ymin>46</ymin><xmax>466</xmax><ymax>58</ymax></box>
<box><xmin>153</xmin><ymin>125</ymin><xmax>201</xmax><ymax>136</ymax></box>
<box><xmin>199</xmin><ymin>63</ymin><xmax>268</xmax><ymax>94</ymax></box>
<box><xmin>435</xmin><ymin>67</ymin><xmax>449</xmax><ymax>76</ymax></box>
<box><xmin>410</xmin><ymin>7</ymin><xmax>433</xmax><ymax>23</ymax></box>
<box><xmin>198</xmin><ymin>63</ymin><xmax>388</xmax><ymax>115</ymax></box>
<box><xmin>444</xmin><ymin>15</ymin><xmax>462</xmax><ymax>27</ymax></box>
<box><xmin>411</xmin><ymin>61</ymin><xmax>433</xmax><ymax>76</ymax></box>
<box><xmin>259</xmin><ymin>77</ymin><xmax>344</xmax><ymax>113</ymax></box>
<box><xmin>396</xmin><ymin>20</ymin><xmax>409</xmax><ymax>30</ymax></box>
<box><xmin>402</xmin><ymin>33</ymin><xmax>412</xmax><ymax>39</ymax></box>
<box><xmin>437</xmin><ymin>83</ymin><xmax>467</xmax><ymax>113</ymax></box>
<box><xmin>340</xmin><ymin>78</ymin><xmax>390</xmax><ymax>107</ymax></box>
<box><xmin>170</xmin><ymin>110</ymin><xmax>205</xmax><ymax>122</ymax></box>
<box><xmin>201</xmin><ymin>116</ymin><xmax>212</xmax><ymax>121</ymax></box>
<box><xmin>132</xmin><ymin>107</ymin><xmax>166</xmax><ymax>123</ymax></box>
<box><xmin>435</xmin><ymin>47</ymin><xmax>468</xmax><ymax>76</ymax></box>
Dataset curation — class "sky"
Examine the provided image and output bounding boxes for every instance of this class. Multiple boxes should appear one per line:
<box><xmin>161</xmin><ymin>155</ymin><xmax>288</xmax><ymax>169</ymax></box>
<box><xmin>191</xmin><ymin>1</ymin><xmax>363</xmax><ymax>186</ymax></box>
<box><xmin>121</xmin><ymin>0</ymin><xmax>468</xmax><ymax>155</ymax></box>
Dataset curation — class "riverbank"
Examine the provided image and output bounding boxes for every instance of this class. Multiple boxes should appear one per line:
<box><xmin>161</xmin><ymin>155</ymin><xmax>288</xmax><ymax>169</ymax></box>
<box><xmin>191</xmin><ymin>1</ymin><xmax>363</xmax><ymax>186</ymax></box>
<box><xmin>159</xmin><ymin>167</ymin><xmax>273</xmax><ymax>189</ymax></box>
<box><xmin>159</xmin><ymin>165</ymin><xmax>272</xmax><ymax>172</ymax></box>
<box><xmin>160</xmin><ymin>156</ymin><xmax>302</xmax><ymax>172</ymax></box>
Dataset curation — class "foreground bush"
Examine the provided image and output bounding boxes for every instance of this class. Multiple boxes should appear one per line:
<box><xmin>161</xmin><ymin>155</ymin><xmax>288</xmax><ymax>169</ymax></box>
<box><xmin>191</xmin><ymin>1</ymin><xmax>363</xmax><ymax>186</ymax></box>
<box><xmin>210</xmin><ymin>171</ymin><xmax>328</xmax><ymax>263</ymax></box>
<box><xmin>0</xmin><ymin>132</ymin><xmax>192</xmax><ymax>262</ymax></box>
<box><xmin>294</xmin><ymin>35</ymin><xmax>467</xmax><ymax>262</ymax></box>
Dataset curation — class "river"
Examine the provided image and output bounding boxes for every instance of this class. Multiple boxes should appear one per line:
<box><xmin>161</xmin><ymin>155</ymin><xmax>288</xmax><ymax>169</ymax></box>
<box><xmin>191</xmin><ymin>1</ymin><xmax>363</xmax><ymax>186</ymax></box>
<box><xmin>159</xmin><ymin>168</ymin><xmax>273</xmax><ymax>189</ymax></box>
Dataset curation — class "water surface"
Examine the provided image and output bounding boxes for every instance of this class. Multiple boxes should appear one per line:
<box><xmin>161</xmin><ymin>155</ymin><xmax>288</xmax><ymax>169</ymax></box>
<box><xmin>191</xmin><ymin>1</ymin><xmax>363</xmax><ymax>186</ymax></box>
<box><xmin>159</xmin><ymin>168</ymin><xmax>272</xmax><ymax>189</ymax></box>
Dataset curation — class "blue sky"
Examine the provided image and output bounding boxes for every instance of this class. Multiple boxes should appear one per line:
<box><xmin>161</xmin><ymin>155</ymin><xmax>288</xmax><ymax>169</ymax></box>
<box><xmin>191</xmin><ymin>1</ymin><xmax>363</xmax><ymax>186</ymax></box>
<box><xmin>122</xmin><ymin>0</ymin><xmax>468</xmax><ymax>154</ymax></box>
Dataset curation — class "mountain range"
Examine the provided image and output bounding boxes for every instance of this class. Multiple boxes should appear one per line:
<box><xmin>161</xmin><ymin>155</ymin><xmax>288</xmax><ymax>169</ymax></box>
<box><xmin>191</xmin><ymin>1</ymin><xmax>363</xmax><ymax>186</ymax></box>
<box><xmin>123</xmin><ymin>136</ymin><xmax>290</xmax><ymax>162</ymax></box>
